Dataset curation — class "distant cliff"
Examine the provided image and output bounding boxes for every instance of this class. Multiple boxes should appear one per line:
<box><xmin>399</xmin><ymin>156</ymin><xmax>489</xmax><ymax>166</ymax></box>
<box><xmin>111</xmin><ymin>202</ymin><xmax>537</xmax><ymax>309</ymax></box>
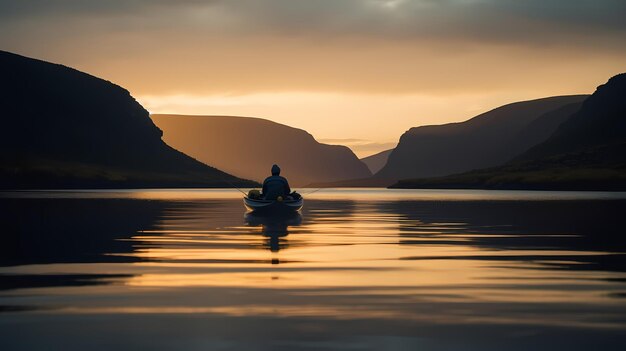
<box><xmin>361</xmin><ymin>149</ymin><xmax>393</xmax><ymax>174</ymax></box>
<box><xmin>152</xmin><ymin>115</ymin><xmax>372</xmax><ymax>186</ymax></box>
<box><xmin>0</xmin><ymin>50</ymin><xmax>256</xmax><ymax>188</ymax></box>
<box><xmin>392</xmin><ymin>73</ymin><xmax>626</xmax><ymax>191</ymax></box>
<box><xmin>376</xmin><ymin>95</ymin><xmax>588</xmax><ymax>181</ymax></box>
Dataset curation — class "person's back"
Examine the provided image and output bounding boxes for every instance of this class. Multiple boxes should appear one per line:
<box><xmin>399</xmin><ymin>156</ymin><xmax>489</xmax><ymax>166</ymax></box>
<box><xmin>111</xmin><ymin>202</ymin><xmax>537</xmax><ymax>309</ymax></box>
<box><xmin>262</xmin><ymin>164</ymin><xmax>291</xmax><ymax>200</ymax></box>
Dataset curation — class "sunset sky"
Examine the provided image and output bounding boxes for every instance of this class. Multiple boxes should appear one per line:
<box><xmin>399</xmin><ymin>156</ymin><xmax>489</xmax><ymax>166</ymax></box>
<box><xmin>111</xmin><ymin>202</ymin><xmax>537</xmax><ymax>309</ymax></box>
<box><xmin>2</xmin><ymin>0</ymin><xmax>625</xmax><ymax>157</ymax></box>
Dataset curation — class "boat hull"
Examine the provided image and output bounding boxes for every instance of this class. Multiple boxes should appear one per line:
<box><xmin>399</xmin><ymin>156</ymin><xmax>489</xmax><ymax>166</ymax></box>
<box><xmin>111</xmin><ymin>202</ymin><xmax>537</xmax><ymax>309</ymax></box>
<box><xmin>243</xmin><ymin>197</ymin><xmax>303</xmax><ymax>213</ymax></box>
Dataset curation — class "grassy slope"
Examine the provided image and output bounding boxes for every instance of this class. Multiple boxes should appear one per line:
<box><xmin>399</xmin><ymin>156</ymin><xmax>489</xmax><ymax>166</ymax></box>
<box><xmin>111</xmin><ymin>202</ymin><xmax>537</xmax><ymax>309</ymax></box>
<box><xmin>391</xmin><ymin>143</ymin><xmax>626</xmax><ymax>191</ymax></box>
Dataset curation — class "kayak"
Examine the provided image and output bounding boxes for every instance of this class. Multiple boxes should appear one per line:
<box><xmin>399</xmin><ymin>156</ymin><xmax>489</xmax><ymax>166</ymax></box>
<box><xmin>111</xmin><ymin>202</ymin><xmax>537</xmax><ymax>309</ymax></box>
<box><xmin>243</xmin><ymin>196</ymin><xmax>303</xmax><ymax>213</ymax></box>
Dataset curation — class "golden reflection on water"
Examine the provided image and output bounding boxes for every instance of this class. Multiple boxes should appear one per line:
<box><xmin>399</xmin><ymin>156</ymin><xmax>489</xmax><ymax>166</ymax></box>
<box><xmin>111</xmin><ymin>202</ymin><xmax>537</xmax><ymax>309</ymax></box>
<box><xmin>2</xmin><ymin>189</ymin><xmax>626</xmax><ymax>350</ymax></box>
<box><xmin>114</xmin><ymin>195</ymin><xmax>626</xmax><ymax>308</ymax></box>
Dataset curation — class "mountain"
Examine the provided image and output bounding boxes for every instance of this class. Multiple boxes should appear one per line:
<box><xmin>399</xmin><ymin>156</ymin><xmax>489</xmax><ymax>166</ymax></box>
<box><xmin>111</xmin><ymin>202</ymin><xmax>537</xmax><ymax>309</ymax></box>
<box><xmin>376</xmin><ymin>95</ymin><xmax>588</xmax><ymax>182</ymax></box>
<box><xmin>518</xmin><ymin>73</ymin><xmax>626</xmax><ymax>162</ymax></box>
<box><xmin>0</xmin><ymin>50</ymin><xmax>256</xmax><ymax>189</ymax></box>
<box><xmin>151</xmin><ymin>115</ymin><xmax>372</xmax><ymax>186</ymax></box>
<box><xmin>392</xmin><ymin>73</ymin><xmax>626</xmax><ymax>191</ymax></box>
<box><xmin>361</xmin><ymin>149</ymin><xmax>393</xmax><ymax>174</ymax></box>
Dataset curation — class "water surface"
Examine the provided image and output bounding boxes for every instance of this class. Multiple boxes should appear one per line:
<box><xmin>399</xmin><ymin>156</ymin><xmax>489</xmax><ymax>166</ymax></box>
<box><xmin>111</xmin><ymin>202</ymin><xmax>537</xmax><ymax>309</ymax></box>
<box><xmin>2</xmin><ymin>189</ymin><xmax>626</xmax><ymax>350</ymax></box>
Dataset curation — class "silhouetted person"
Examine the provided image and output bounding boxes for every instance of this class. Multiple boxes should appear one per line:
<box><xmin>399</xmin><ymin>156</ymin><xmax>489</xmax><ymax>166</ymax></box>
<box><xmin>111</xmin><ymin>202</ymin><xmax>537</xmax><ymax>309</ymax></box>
<box><xmin>262</xmin><ymin>164</ymin><xmax>291</xmax><ymax>200</ymax></box>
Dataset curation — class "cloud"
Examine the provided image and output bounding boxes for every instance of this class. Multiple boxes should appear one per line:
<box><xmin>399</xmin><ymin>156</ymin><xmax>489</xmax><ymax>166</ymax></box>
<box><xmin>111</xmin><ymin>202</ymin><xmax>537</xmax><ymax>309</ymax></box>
<box><xmin>0</xmin><ymin>0</ymin><xmax>210</xmax><ymax>17</ymax></box>
<box><xmin>2</xmin><ymin>0</ymin><xmax>625</xmax><ymax>46</ymax></box>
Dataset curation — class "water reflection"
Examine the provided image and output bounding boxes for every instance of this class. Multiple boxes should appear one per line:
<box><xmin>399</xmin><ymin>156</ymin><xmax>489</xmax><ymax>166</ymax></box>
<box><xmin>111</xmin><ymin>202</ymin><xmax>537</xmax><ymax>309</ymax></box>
<box><xmin>380</xmin><ymin>200</ymin><xmax>626</xmax><ymax>273</ymax></box>
<box><xmin>0</xmin><ymin>198</ymin><xmax>164</xmax><ymax>266</ymax></box>
<box><xmin>1</xmin><ymin>190</ymin><xmax>626</xmax><ymax>350</ymax></box>
<box><xmin>245</xmin><ymin>212</ymin><xmax>302</xmax><ymax>252</ymax></box>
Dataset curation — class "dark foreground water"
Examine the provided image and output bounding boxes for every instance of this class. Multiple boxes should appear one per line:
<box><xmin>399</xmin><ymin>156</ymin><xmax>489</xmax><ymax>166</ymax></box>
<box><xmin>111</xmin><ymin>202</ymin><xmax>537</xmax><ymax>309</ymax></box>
<box><xmin>1</xmin><ymin>189</ymin><xmax>626</xmax><ymax>350</ymax></box>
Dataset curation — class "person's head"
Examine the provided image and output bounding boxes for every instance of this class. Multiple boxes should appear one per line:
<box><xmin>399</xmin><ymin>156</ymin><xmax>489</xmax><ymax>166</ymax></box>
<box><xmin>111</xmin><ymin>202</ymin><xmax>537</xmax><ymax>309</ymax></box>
<box><xmin>271</xmin><ymin>164</ymin><xmax>281</xmax><ymax>176</ymax></box>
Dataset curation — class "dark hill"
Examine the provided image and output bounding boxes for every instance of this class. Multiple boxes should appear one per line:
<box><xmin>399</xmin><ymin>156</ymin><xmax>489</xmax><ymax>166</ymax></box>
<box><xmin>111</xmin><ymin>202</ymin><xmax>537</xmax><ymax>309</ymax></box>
<box><xmin>376</xmin><ymin>95</ymin><xmax>588</xmax><ymax>181</ymax></box>
<box><xmin>151</xmin><ymin>115</ymin><xmax>372</xmax><ymax>187</ymax></box>
<box><xmin>0</xmin><ymin>50</ymin><xmax>256</xmax><ymax>188</ymax></box>
<box><xmin>519</xmin><ymin>73</ymin><xmax>626</xmax><ymax>162</ymax></box>
<box><xmin>392</xmin><ymin>73</ymin><xmax>626</xmax><ymax>191</ymax></box>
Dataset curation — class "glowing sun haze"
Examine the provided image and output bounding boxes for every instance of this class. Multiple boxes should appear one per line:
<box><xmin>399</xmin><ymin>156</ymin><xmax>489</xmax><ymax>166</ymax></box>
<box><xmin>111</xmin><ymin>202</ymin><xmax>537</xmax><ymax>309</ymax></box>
<box><xmin>1</xmin><ymin>0</ymin><xmax>625</xmax><ymax>157</ymax></box>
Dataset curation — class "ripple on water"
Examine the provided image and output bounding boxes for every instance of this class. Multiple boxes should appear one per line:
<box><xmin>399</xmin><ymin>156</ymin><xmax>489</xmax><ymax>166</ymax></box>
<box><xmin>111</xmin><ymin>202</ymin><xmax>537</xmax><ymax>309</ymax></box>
<box><xmin>1</xmin><ymin>189</ymin><xmax>626</xmax><ymax>350</ymax></box>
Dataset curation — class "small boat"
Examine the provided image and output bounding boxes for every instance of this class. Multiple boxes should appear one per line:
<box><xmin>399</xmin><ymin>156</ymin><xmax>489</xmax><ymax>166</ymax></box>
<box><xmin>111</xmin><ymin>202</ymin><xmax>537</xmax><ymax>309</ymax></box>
<box><xmin>243</xmin><ymin>196</ymin><xmax>303</xmax><ymax>213</ymax></box>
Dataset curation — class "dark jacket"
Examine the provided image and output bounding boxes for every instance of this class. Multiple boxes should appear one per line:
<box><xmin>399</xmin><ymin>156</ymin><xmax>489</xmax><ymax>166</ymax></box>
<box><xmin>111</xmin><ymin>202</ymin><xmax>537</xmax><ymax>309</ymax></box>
<box><xmin>262</xmin><ymin>175</ymin><xmax>291</xmax><ymax>200</ymax></box>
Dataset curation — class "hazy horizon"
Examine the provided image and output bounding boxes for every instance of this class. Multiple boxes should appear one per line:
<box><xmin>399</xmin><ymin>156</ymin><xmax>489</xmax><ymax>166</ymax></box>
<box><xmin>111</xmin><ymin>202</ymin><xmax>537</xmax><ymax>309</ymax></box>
<box><xmin>2</xmin><ymin>0</ymin><xmax>625</xmax><ymax>156</ymax></box>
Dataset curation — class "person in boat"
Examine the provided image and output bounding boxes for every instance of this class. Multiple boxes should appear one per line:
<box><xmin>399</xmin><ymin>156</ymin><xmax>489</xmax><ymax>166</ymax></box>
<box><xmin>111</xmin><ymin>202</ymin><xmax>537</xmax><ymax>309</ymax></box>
<box><xmin>262</xmin><ymin>164</ymin><xmax>292</xmax><ymax>200</ymax></box>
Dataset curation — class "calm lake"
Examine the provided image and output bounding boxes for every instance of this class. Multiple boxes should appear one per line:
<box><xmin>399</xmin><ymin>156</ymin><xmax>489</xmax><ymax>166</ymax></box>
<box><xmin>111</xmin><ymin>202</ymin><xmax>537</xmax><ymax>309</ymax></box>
<box><xmin>2</xmin><ymin>188</ymin><xmax>626</xmax><ymax>350</ymax></box>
